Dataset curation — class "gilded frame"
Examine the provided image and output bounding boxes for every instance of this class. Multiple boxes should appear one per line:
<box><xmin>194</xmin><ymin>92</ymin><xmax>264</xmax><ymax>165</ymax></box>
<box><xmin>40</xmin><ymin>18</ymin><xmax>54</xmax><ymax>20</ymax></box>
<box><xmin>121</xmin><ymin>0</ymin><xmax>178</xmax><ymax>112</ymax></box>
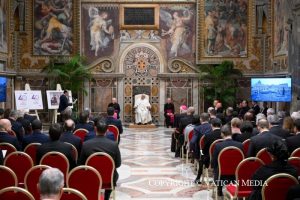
<box><xmin>197</xmin><ymin>0</ymin><xmax>254</xmax><ymax>64</ymax></box>
<box><xmin>120</xmin><ymin>4</ymin><xmax>159</xmax><ymax>30</ymax></box>
<box><xmin>0</xmin><ymin>0</ymin><xmax>9</xmax><ymax>54</ymax></box>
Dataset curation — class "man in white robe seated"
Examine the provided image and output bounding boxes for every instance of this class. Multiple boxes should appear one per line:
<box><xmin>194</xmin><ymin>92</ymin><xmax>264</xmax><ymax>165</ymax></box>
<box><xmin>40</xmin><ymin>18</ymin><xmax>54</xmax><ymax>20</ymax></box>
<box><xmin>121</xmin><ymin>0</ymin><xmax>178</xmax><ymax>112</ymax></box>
<box><xmin>134</xmin><ymin>94</ymin><xmax>152</xmax><ymax>124</ymax></box>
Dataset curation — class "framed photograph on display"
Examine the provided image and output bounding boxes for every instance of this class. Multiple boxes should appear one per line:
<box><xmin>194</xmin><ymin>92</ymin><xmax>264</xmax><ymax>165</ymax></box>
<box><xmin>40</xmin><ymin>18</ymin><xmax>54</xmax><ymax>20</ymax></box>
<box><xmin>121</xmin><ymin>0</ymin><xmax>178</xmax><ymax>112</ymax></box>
<box><xmin>46</xmin><ymin>90</ymin><xmax>73</xmax><ymax>109</ymax></box>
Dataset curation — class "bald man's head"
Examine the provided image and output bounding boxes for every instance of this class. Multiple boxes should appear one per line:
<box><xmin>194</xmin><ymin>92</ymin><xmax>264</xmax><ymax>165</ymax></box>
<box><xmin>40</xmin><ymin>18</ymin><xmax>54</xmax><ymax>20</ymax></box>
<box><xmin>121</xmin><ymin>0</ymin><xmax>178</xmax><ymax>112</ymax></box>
<box><xmin>0</xmin><ymin>119</ymin><xmax>12</xmax><ymax>132</ymax></box>
<box><xmin>112</xmin><ymin>98</ymin><xmax>117</xmax><ymax>103</ymax></box>
<box><xmin>64</xmin><ymin>119</ymin><xmax>75</xmax><ymax>132</ymax></box>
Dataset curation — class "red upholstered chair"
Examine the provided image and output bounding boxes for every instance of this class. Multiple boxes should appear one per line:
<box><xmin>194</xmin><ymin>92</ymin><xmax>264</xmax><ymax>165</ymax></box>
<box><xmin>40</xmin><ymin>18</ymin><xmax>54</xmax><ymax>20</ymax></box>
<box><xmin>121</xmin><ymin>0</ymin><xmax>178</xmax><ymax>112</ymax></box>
<box><xmin>8</xmin><ymin>130</ymin><xmax>17</xmax><ymax>137</ymax></box>
<box><xmin>217</xmin><ymin>147</ymin><xmax>244</xmax><ymax>198</ymax></box>
<box><xmin>209</xmin><ymin>139</ymin><xmax>224</xmax><ymax>166</ymax></box>
<box><xmin>262</xmin><ymin>173</ymin><xmax>299</xmax><ymax>200</ymax></box>
<box><xmin>4</xmin><ymin>151</ymin><xmax>33</xmax><ymax>187</ymax></box>
<box><xmin>0</xmin><ymin>186</ymin><xmax>35</xmax><ymax>200</ymax></box>
<box><xmin>224</xmin><ymin>157</ymin><xmax>265</xmax><ymax>199</ymax></box>
<box><xmin>64</xmin><ymin>142</ymin><xmax>78</xmax><ymax>163</ymax></box>
<box><xmin>24</xmin><ymin>143</ymin><xmax>41</xmax><ymax>165</ymax></box>
<box><xmin>288</xmin><ymin>157</ymin><xmax>300</xmax><ymax>177</ymax></box>
<box><xmin>242</xmin><ymin>139</ymin><xmax>250</xmax><ymax>156</ymax></box>
<box><xmin>0</xmin><ymin>165</ymin><xmax>18</xmax><ymax>190</ymax></box>
<box><xmin>291</xmin><ymin>148</ymin><xmax>300</xmax><ymax>158</ymax></box>
<box><xmin>73</xmin><ymin>129</ymin><xmax>88</xmax><ymax>143</ymax></box>
<box><xmin>108</xmin><ymin>125</ymin><xmax>119</xmax><ymax>142</ymax></box>
<box><xmin>256</xmin><ymin>148</ymin><xmax>272</xmax><ymax>165</ymax></box>
<box><xmin>40</xmin><ymin>151</ymin><xmax>69</xmax><ymax>183</ymax></box>
<box><xmin>0</xmin><ymin>142</ymin><xmax>17</xmax><ymax>157</ymax></box>
<box><xmin>86</xmin><ymin>152</ymin><xmax>116</xmax><ymax>200</ymax></box>
<box><xmin>61</xmin><ymin>188</ymin><xmax>87</xmax><ymax>200</ymax></box>
<box><xmin>198</xmin><ymin>135</ymin><xmax>208</xmax><ymax>183</ymax></box>
<box><xmin>24</xmin><ymin>165</ymin><xmax>51</xmax><ymax>200</ymax></box>
<box><xmin>186</xmin><ymin>129</ymin><xmax>194</xmax><ymax>164</ymax></box>
<box><xmin>67</xmin><ymin>166</ymin><xmax>103</xmax><ymax>200</ymax></box>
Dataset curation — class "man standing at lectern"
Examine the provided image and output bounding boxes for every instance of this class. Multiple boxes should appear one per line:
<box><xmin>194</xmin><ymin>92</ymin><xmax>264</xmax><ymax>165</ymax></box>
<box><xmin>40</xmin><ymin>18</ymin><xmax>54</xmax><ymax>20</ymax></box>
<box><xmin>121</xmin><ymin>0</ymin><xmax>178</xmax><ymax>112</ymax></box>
<box><xmin>134</xmin><ymin>94</ymin><xmax>152</xmax><ymax>125</ymax></box>
<box><xmin>58</xmin><ymin>90</ymin><xmax>72</xmax><ymax>121</ymax></box>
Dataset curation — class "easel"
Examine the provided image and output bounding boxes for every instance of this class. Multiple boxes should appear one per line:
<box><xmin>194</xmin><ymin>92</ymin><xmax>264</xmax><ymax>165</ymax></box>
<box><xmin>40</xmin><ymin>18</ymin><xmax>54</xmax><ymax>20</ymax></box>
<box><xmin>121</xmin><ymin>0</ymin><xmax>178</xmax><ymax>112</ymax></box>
<box><xmin>52</xmin><ymin>84</ymin><xmax>62</xmax><ymax>123</ymax></box>
<box><xmin>24</xmin><ymin>83</ymin><xmax>40</xmax><ymax>120</ymax></box>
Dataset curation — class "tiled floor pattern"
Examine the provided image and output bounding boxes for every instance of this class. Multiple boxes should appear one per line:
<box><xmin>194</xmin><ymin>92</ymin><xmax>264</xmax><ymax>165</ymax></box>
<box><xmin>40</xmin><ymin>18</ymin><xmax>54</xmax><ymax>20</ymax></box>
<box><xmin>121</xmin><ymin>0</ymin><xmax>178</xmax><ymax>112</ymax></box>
<box><xmin>115</xmin><ymin>127</ymin><xmax>213</xmax><ymax>200</ymax></box>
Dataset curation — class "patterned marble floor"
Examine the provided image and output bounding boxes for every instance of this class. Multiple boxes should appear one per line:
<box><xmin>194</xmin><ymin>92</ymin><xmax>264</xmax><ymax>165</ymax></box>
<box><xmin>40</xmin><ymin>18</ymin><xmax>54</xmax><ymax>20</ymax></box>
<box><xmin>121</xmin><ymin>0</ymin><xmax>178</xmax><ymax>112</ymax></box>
<box><xmin>115</xmin><ymin>127</ymin><xmax>213</xmax><ymax>200</ymax></box>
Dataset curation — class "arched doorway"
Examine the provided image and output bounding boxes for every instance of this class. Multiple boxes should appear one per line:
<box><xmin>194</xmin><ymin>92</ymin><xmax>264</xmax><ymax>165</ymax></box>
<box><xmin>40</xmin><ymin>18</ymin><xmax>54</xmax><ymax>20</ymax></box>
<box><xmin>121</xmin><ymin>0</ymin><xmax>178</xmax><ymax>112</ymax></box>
<box><xmin>119</xmin><ymin>43</ymin><xmax>163</xmax><ymax>124</ymax></box>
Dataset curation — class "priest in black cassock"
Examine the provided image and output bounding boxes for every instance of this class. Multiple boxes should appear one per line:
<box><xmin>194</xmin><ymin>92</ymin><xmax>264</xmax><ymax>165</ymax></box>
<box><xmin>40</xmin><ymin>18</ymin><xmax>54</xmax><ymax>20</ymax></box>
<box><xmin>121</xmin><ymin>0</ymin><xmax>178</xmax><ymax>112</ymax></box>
<box><xmin>108</xmin><ymin>98</ymin><xmax>121</xmax><ymax>119</ymax></box>
<box><xmin>164</xmin><ymin>98</ymin><xmax>175</xmax><ymax>128</ymax></box>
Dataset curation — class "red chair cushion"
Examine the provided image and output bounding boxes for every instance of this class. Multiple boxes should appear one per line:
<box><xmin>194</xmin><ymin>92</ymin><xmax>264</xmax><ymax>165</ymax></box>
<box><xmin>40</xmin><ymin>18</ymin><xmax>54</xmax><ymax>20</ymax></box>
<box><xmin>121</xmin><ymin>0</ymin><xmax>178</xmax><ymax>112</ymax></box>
<box><xmin>263</xmin><ymin>177</ymin><xmax>298</xmax><ymax>200</ymax></box>
<box><xmin>0</xmin><ymin>189</ymin><xmax>33</xmax><ymax>200</ymax></box>
<box><xmin>41</xmin><ymin>154</ymin><xmax>69</xmax><ymax>183</ymax></box>
<box><xmin>288</xmin><ymin>158</ymin><xmax>300</xmax><ymax>177</ymax></box>
<box><xmin>25</xmin><ymin>166</ymin><xmax>49</xmax><ymax>200</ymax></box>
<box><xmin>257</xmin><ymin>150</ymin><xmax>272</xmax><ymax>165</ymax></box>
<box><xmin>0</xmin><ymin>167</ymin><xmax>16</xmax><ymax>189</ymax></box>
<box><xmin>219</xmin><ymin>148</ymin><xmax>244</xmax><ymax>176</ymax></box>
<box><xmin>24</xmin><ymin>144</ymin><xmax>40</xmax><ymax>165</ymax></box>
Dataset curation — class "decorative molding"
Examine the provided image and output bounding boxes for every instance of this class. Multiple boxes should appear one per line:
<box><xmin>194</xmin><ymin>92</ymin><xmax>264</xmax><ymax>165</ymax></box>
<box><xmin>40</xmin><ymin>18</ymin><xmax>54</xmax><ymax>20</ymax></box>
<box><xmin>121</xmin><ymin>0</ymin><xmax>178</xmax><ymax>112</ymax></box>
<box><xmin>168</xmin><ymin>59</ymin><xmax>199</xmax><ymax>73</ymax></box>
<box><xmin>89</xmin><ymin>59</ymin><xmax>115</xmax><ymax>73</ymax></box>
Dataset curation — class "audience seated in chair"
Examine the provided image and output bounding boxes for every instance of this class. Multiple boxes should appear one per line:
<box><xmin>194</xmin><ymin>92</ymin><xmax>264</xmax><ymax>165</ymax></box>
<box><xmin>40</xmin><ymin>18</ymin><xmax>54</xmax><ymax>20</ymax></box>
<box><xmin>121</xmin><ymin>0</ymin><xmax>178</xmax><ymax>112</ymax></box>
<box><xmin>38</xmin><ymin>168</ymin><xmax>64</xmax><ymax>200</ymax></box>
<box><xmin>0</xmin><ymin>119</ymin><xmax>21</xmax><ymax>150</ymax></box>
<box><xmin>249</xmin><ymin>139</ymin><xmax>298</xmax><ymax>200</ymax></box>
<box><xmin>171</xmin><ymin>105</ymin><xmax>188</xmax><ymax>153</ymax></box>
<box><xmin>105</xmin><ymin>107</ymin><xmax>123</xmax><ymax>135</ymax></box>
<box><xmin>192</xmin><ymin>113</ymin><xmax>213</xmax><ymax>183</ymax></box>
<box><xmin>79</xmin><ymin>120</ymin><xmax>121</xmax><ymax>200</ymax></box>
<box><xmin>268</xmin><ymin>114</ymin><xmax>291</xmax><ymax>139</ymax></box>
<box><xmin>286</xmin><ymin>119</ymin><xmax>300</xmax><ymax>154</ymax></box>
<box><xmin>8</xmin><ymin>110</ymin><xmax>25</xmax><ymax>144</ymax></box>
<box><xmin>211</xmin><ymin>124</ymin><xmax>243</xmax><ymax>197</ymax></box>
<box><xmin>248</xmin><ymin>119</ymin><xmax>281</xmax><ymax>157</ymax></box>
<box><xmin>36</xmin><ymin>123</ymin><xmax>76</xmax><ymax>170</ymax></box>
<box><xmin>22</xmin><ymin>119</ymin><xmax>49</xmax><ymax>150</ymax></box>
<box><xmin>60</xmin><ymin>119</ymin><xmax>82</xmax><ymax>154</ymax></box>
<box><xmin>75</xmin><ymin>111</ymin><xmax>95</xmax><ymax>141</ymax></box>
<box><xmin>233</xmin><ymin>121</ymin><xmax>254</xmax><ymax>143</ymax></box>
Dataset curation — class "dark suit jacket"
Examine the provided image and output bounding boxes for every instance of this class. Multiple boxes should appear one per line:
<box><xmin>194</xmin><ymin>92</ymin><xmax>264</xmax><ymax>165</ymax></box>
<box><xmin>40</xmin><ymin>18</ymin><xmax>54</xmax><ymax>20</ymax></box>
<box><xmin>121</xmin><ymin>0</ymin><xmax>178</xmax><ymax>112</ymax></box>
<box><xmin>105</xmin><ymin>116</ymin><xmax>123</xmax><ymax>134</ymax></box>
<box><xmin>58</xmin><ymin>95</ymin><xmax>71</xmax><ymax>112</ymax></box>
<box><xmin>24</xmin><ymin>114</ymin><xmax>37</xmax><ymax>123</ymax></box>
<box><xmin>249</xmin><ymin>160</ymin><xmax>298</xmax><ymax>200</ymax></box>
<box><xmin>9</xmin><ymin>118</ymin><xmax>24</xmax><ymax>144</ymax></box>
<box><xmin>269</xmin><ymin>125</ymin><xmax>291</xmax><ymax>139</ymax></box>
<box><xmin>286</xmin><ymin>134</ymin><xmax>300</xmax><ymax>154</ymax></box>
<box><xmin>178</xmin><ymin>115</ymin><xmax>194</xmax><ymax>134</ymax></box>
<box><xmin>174</xmin><ymin>113</ymin><xmax>187</xmax><ymax>129</ymax></box>
<box><xmin>22</xmin><ymin>130</ymin><xmax>49</xmax><ymax>150</ymax></box>
<box><xmin>212</xmin><ymin>139</ymin><xmax>243</xmax><ymax>179</ymax></box>
<box><xmin>252</xmin><ymin>104</ymin><xmax>260</xmax><ymax>116</ymax></box>
<box><xmin>60</xmin><ymin>131</ymin><xmax>82</xmax><ymax>154</ymax></box>
<box><xmin>248</xmin><ymin>131</ymin><xmax>282</xmax><ymax>157</ymax></box>
<box><xmin>74</xmin><ymin>123</ymin><xmax>95</xmax><ymax>142</ymax></box>
<box><xmin>202</xmin><ymin>129</ymin><xmax>222</xmax><ymax>166</ymax></box>
<box><xmin>36</xmin><ymin>140</ymin><xmax>76</xmax><ymax>170</ymax></box>
<box><xmin>79</xmin><ymin>136</ymin><xmax>121</xmax><ymax>185</ymax></box>
<box><xmin>0</xmin><ymin>131</ymin><xmax>21</xmax><ymax>150</ymax></box>
<box><xmin>232</xmin><ymin>131</ymin><xmax>254</xmax><ymax>143</ymax></box>
<box><xmin>191</xmin><ymin>122</ymin><xmax>212</xmax><ymax>159</ymax></box>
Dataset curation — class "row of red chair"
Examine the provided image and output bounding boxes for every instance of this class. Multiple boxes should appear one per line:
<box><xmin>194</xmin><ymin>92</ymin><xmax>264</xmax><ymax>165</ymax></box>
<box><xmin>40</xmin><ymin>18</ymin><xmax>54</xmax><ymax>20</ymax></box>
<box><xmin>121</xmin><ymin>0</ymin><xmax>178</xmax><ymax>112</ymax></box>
<box><xmin>74</xmin><ymin>125</ymin><xmax>119</xmax><ymax>143</ymax></box>
<box><xmin>1</xmin><ymin>151</ymin><xmax>116</xmax><ymax>200</ymax></box>
<box><xmin>0</xmin><ymin>186</ymin><xmax>89</xmax><ymax>200</ymax></box>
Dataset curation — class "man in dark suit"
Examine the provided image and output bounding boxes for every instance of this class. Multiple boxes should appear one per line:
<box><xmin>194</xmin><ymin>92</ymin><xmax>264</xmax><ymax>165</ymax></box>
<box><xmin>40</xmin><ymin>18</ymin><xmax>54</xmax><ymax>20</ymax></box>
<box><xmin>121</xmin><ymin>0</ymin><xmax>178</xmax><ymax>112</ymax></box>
<box><xmin>233</xmin><ymin>121</ymin><xmax>254</xmax><ymax>143</ymax></box>
<box><xmin>212</xmin><ymin>124</ymin><xmax>243</xmax><ymax>197</ymax></box>
<box><xmin>75</xmin><ymin>110</ymin><xmax>95</xmax><ymax>141</ymax></box>
<box><xmin>79</xmin><ymin>120</ymin><xmax>121</xmax><ymax>200</ymax></box>
<box><xmin>58</xmin><ymin>90</ymin><xmax>72</xmax><ymax>122</ymax></box>
<box><xmin>36</xmin><ymin>123</ymin><xmax>76</xmax><ymax>169</ymax></box>
<box><xmin>107</xmin><ymin>97</ymin><xmax>121</xmax><ymax>119</ymax></box>
<box><xmin>203</xmin><ymin>118</ymin><xmax>222</xmax><ymax>166</ymax></box>
<box><xmin>60</xmin><ymin>119</ymin><xmax>82</xmax><ymax>154</ymax></box>
<box><xmin>248</xmin><ymin>119</ymin><xmax>281</xmax><ymax>157</ymax></box>
<box><xmin>22</xmin><ymin>119</ymin><xmax>49</xmax><ymax>150</ymax></box>
<box><xmin>8</xmin><ymin>110</ymin><xmax>24</xmax><ymax>144</ymax></box>
<box><xmin>286</xmin><ymin>119</ymin><xmax>300</xmax><ymax>154</ymax></box>
<box><xmin>171</xmin><ymin>105</ymin><xmax>187</xmax><ymax>152</ymax></box>
<box><xmin>268</xmin><ymin>114</ymin><xmax>291</xmax><ymax>139</ymax></box>
<box><xmin>251</xmin><ymin>101</ymin><xmax>260</xmax><ymax>116</ymax></box>
<box><xmin>193</xmin><ymin>113</ymin><xmax>213</xmax><ymax>183</ymax></box>
<box><xmin>0</xmin><ymin>119</ymin><xmax>21</xmax><ymax>150</ymax></box>
<box><xmin>175</xmin><ymin>107</ymin><xmax>195</xmax><ymax>157</ymax></box>
<box><xmin>105</xmin><ymin>107</ymin><xmax>123</xmax><ymax>135</ymax></box>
